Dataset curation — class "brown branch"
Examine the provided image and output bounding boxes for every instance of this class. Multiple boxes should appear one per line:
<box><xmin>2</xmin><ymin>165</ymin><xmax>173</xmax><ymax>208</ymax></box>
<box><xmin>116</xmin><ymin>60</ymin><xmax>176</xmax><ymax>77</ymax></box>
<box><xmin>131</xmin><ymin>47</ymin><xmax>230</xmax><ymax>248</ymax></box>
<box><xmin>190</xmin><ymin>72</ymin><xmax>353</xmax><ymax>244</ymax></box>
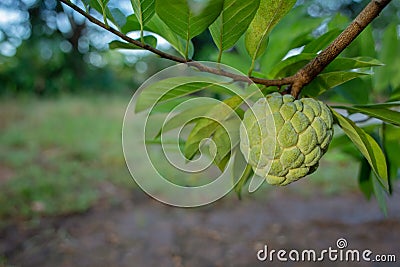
<box><xmin>188</xmin><ymin>61</ymin><xmax>295</xmax><ymax>86</ymax></box>
<box><xmin>291</xmin><ymin>0</ymin><xmax>392</xmax><ymax>98</ymax></box>
<box><xmin>60</xmin><ymin>0</ymin><xmax>391</xmax><ymax>96</ymax></box>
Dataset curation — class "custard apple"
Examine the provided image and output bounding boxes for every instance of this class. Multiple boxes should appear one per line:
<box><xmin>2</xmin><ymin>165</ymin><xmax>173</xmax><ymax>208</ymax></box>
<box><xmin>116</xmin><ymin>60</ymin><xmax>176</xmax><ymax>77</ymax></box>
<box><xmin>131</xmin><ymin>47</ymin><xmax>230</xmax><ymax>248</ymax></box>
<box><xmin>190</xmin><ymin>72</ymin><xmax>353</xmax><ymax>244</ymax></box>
<box><xmin>239</xmin><ymin>92</ymin><xmax>333</xmax><ymax>185</ymax></box>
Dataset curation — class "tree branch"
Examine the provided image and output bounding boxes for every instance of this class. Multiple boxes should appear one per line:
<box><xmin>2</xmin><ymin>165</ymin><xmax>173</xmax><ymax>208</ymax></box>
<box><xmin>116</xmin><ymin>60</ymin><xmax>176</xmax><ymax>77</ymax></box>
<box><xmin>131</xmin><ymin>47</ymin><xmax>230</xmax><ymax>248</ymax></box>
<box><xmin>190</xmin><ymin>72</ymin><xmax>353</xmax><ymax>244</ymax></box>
<box><xmin>59</xmin><ymin>0</ymin><xmax>293</xmax><ymax>87</ymax></box>
<box><xmin>59</xmin><ymin>0</ymin><xmax>391</xmax><ymax>97</ymax></box>
<box><xmin>60</xmin><ymin>0</ymin><xmax>186</xmax><ymax>63</ymax></box>
<box><xmin>291</xmin><ymin>0</ymin><xmax>392</xmax><ymax>98</ymax></box>
<box><xmin>59</xmin><ymin>0</ymin><xmax>295</xmax><ymax>87</ymax></box>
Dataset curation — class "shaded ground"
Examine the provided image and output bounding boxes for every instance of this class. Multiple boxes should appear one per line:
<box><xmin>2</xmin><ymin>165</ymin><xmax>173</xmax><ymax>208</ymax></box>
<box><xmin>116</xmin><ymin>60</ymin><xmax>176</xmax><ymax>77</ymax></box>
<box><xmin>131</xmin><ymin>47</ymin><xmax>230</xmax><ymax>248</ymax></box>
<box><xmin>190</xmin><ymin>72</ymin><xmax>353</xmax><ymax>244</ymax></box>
<box><xmin>1</xmin><ymin>182</ymin><xmax>400</xmax><ymax>267</ymax></box>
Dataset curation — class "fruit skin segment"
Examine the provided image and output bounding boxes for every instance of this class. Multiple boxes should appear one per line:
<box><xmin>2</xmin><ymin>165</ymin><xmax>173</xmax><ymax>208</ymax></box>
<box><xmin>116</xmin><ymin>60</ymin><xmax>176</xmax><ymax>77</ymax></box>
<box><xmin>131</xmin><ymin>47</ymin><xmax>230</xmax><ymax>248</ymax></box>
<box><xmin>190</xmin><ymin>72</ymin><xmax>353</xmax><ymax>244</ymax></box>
<box><xmin>240</xmin><ymin>92</ymin><xmax>334</xmax><ymax>185</ymax></box>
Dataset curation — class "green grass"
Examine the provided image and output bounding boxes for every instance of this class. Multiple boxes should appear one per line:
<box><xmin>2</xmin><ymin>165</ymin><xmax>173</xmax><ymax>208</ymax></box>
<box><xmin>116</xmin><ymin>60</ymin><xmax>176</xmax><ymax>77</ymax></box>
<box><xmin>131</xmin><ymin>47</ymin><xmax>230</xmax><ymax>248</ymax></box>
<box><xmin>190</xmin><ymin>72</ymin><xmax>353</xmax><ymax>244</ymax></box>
<box><xmin>0</xmin><ymin>95</ymin><xmax>132</xmax><ymax>219</ymax></box>
<box><xmin>0</xmin><ymin>95</ymin><xmax>360</xmax><ymax>220</ymax></box>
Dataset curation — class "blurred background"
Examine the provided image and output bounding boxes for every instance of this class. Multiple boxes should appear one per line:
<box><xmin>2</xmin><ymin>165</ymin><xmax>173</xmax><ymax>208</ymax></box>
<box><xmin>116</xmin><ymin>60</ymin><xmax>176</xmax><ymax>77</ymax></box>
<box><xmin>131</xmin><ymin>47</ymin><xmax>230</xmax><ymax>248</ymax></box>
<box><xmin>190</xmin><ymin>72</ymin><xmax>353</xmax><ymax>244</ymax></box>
<box><xmin>0</xmin><ymin>0</ymin><xmax>399</xmax><ymax>266</ymax></box>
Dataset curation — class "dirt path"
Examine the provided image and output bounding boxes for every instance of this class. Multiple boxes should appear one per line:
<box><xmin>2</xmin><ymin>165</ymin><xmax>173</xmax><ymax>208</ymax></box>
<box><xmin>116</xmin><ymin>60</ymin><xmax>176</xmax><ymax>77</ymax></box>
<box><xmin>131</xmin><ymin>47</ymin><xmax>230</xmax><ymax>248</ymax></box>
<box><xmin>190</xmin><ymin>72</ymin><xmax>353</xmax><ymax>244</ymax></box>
<box><xmin>2</xmin><ymin>185</ymin><xmax>400</xmax><ymax>267</ymax></box>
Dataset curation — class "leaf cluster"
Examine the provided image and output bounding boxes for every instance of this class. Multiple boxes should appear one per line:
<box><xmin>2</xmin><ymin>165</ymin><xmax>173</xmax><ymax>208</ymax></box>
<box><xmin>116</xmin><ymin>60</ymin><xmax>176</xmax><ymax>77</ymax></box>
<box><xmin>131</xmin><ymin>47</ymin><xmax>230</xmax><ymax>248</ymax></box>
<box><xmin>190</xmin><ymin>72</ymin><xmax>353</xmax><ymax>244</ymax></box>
<box><xmin>72</xmin><ymin>0</ymin><xmax>400</xmax><ymax>209</ymax></box>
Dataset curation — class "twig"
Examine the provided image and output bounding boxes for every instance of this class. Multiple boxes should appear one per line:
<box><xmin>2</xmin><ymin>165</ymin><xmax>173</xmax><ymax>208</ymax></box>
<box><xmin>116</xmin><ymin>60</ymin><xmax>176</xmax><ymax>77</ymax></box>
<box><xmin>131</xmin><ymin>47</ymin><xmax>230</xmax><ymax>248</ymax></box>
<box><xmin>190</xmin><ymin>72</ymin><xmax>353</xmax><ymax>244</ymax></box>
<box><xmin>59</xmin><ymin>0</ymin><xmax>391</xmax><ymax>96</ymax></box>
<box><xmin>60</xmin><ymin>0</ymin><xmax>186</xmax><ymax>63</ymax></box>
<box><xmin>187</xmin><ymin>61</ymin><xmax>295</xmax><ymax>86</ymax></box>
<box><xmin>291</xmin><ymin>0</ymin><xmax>392</xmax><ymax>98</ymax></box>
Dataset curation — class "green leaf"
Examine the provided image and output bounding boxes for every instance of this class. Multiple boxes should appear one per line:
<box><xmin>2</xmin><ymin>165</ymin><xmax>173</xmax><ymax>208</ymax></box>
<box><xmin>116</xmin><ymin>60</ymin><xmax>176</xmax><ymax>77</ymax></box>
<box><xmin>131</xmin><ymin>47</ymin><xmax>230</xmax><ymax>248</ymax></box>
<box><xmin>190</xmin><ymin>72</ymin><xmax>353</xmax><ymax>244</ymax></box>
<box><xmin>156</xmin><ymin>103</ymin><xmax>217</xmax><ymax>138</ymax></box>
<box><xmin>383</xmin><ymin>124</ymin><xmax>400</xmax><ymax>185</ymax></box>
<box><xmin>381</xmin><ymin>124</ymin><xmax>393</xmax><ymax>194</ymax></box>
<box><xmin>374</xmin><ymin>23</ymin><xmax>400</xmax><ymax>91</ymax></box>
<box><xmin>122</xmin><ymin>14</ymin><xmax>141</xmax><ymax>32</ymax></box>
<box><xmin>333</xmin><ymin>77</ymin><xmax>372</xmax><ymax>105</ymax></box>
<box><xmin>218</xmin><ymin>36</ymin><xmax>253</xmax><ymax>73</ymax></box>
<box><xmin>359</xmin><ymin>157</ymin><xmax>373</xmax><ymax>200</ymax></box>
<box><xmin>83</xmin><ymin>0</ymin><xmax>103</xmax><ymax>13</ymax></box>
<box><xmin>99</xmin><ymin>0</ymin><xmax>110</xmax><ymax>5</ymax></box>
<box><xmin>331</xmin><ymin>109</ymin><xmax>389</xmax><ymax>191</ymax></box>
<box><xmin>135</xmin><ymin>77</ymin><xmax>237</xmax><ymax>112</ymax></box>
<box><xmin>260</xmin><ymin>6</ymin><xmax>323</xmax><ymax>76</ymax></box>
<box><xmin>372</xmin><ymin>173</ymin><xmax>388</xmax><ymax>216</ymax></box>
<box><xmin>332</xmin><ymin>104</ymin><xmax>400</xmax><ymax>127</ymax></box>
<box><xmin>329</xmin><ymin>134</ymin><xmax>364</xmax><ymax>159</ymax></box>
<box><xmin>210</xmin><ymin>118</ymin><xmax>241</xmax><ymax>170</ymax></box>
<box><xmin>95</xmin><ymin>0</ymin><xmax>111</xmax><ymax>25</ymax></box>
<box><xmin>131</xmin><ymin>0</ymin><xmax>155</xmax><ymax>40</ymax></box>
<box><xmin>123</xmin><ymin>14</ymin><xmax>194</xmax><ymax>58</ymax></box>
<box><xmin>109</xmin><ymin>36</ymin><xmax>157</xmax><ymax>50</ymax></box>
<box><xmin>148</xmin><ymin>96</ymin><xmax>192</xmax><ymax>114</ymax></box>
<box><xmin>271</xmin><ymin>54</ymin><xmax>382</xmax><ymax>80</ymax></box>
<box><xmin>95</xmin><ymin>0</ymin><xmax>110</xmax><ymax>9</ymax></box>
<box><xmin>234</xmin><ymin>162</ymin><xmax>253</xmax><ymax>199</ymax></box>
<box><xmin>109</xmin><ymin>8</ymin><xmax>127</xmax><ymax>28</ymax></box>
<box><xmin>156</xmin><ymin>0</ymin><xmax>223</xmax><ymax>57</ymax></box>
<box><xmin>269</xmin><ymin>53</ymin><xmax>315</xmax><ymax>78</ymax></box>
<box><xmin>184</xmin><ymin>95</ymin><xmax>243</xmax><ymax>160</ymax></box>
<box><xmin>81</xmin><ymin>0</ymin><xmax>91</xmax><ymax>10</ymax></box>
<box><xmin>151</xmin><ymin>15</ymin><xmax>195</xmax><ymax>57</ymax></box>
<box><xmin>302</xmin><ymin>71</ymin><xmax>369</xmax><ymax>97</ymax></box>
<box><xmin>131</xmin><ymin>0</ymin><xmax>155</xmax><ymax>26</ymax></box>
<box><xmin>327</xmin><ymin>12</ymin><xmax>349</xmax><ymax>31</ymax></box>
<box><xmin>84</xmin><ymin>0</ymin><xmax>126</xmax><ymax>28</ymax></box>
<box><xmin>355</xmin><ymin>25</ymin><xmax>377</xmax><ymax>58</ymax></box>
<box><xmin>324</xmin><ymin>57</ymin><xmax>383</xmax><ymax>72</ymax></box>
<box><xmin>147</xmin><ymin>14</ymin><xmax>194</xmax><ymax>58</ymax></box>
<box><xmin>216</xmin><ymin>153</ymin><xmax>231</xmax><ymax>172</ymax></box>
<box><xmin>245</xmin><ymin>0</ymin><xmax>296</xmax><ymax>73</ymax></box>
<box><xmin>348</xmin><ymin>101</ymin><xmax>400</xmax><ymax>108</ymax></box>
<box><xmin>209</xmin><ymin>0</ymin><xmax>260</xmax><ymax>55</ymax></box>
<box><xmin>303</xmin><ymin>29</ymin><xmax>341</xmax><ymax>54</ymax></box>
<box><xmin>145</xmin><ymin>137</ymin><xmax>186</xmax><ymax>147</ymax></box>
<box><xmin>389</xmin><ymin>88</ymin><xmax>400</xmax><ymax>101</ymax></box>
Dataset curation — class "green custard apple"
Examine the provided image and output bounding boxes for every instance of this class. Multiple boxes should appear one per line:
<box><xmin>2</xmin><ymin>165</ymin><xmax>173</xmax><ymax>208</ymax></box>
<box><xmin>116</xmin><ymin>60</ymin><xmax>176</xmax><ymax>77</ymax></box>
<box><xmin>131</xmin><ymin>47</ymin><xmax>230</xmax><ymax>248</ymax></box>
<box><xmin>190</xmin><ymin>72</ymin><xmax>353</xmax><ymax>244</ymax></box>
<box><xmin>240</xmin><ymin>92</ymin><xmax>333</xmax><ymax>185</ymax></box>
